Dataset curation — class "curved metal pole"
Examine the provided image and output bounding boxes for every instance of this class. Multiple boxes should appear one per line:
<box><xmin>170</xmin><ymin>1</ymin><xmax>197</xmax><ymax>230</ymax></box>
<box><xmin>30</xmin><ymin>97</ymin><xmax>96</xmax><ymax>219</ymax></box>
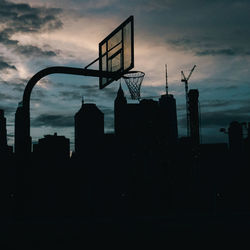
<box><xmin>22</xmin><ymin>66</ymin><xmax>115</xmax><ymax>108</ymax></box>
<box><xmin>20</xmin><ymin>66</ymin><xmax>115</xmax><ymax>154</ymax></box>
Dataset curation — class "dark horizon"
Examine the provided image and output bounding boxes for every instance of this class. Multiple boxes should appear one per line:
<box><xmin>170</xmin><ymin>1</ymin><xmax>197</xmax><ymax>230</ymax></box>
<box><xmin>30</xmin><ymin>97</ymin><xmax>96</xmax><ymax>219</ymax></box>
<box><xmin>0</xmin><ymin>0</ymin><xmax>249</xmax><ymax>149</ymax></box>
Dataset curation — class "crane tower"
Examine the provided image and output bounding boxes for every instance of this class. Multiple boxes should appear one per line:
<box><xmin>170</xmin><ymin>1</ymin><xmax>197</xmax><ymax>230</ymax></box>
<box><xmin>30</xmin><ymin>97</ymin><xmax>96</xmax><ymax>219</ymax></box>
<box><xmin>181</xmin><ymin>65</ymin><xmax>196</xmax><ymax>137</ymax></box>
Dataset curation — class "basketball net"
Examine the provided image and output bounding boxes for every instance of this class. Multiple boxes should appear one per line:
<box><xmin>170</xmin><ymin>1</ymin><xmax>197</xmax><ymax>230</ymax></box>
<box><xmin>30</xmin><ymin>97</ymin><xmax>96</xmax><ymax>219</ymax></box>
<box><xmin>122</xmin><ymin>71</ymin><xmax>145</xmax><ymax>100</ymax></box>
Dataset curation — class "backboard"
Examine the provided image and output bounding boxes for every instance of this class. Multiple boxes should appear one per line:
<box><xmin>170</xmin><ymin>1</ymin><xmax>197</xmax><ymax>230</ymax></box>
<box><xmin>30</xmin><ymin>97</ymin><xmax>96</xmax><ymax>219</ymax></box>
<box><xmin>99</xmin><ymin>16</ymin><xmax>134</xmax><ymax>89</ymax></box>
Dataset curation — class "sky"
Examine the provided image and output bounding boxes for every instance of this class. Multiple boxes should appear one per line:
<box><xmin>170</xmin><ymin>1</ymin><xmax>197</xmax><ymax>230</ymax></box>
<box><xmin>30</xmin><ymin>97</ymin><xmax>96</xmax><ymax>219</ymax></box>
<box><xmin>0</xmin><ymin>0</ymin><xmax>249</xmax><ymax>150</ymax></box>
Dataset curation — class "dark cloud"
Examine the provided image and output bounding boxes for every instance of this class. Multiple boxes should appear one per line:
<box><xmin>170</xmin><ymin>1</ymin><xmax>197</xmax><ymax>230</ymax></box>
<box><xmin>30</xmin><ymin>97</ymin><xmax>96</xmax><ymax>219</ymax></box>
<box><xmin>101</xmin><ymin>86</ymin><xmax>118</xmax><ymax>99</ymax></box>
<box><xmin>0</xmin><ymin>92</ymin><xmax>16</xmax><ymax>100</ymax></box>
<box><xmin>32</xmin><ymin>114</ymin><xmax>74</xmax><ymax>128</ymax></box>
<box><xmin>59</xmin><ymin>91</ymin><xmax>82</xmax><ymax>101</ymax></box>
<box><xmin>168</xmin><ymin>38</ymin><xmax>250</xmax><ymax>57</ymax></box>
<box><xmin>200</xmin><ymin>99</ymin><xmax>249</xmax><ymax>109</ymax></box>
<box><xmin>0</xmin><ymin>104</ymin><xmax>16</xmax><ymax>113</ymax></box>
<box><xmin>213</xmin><ymin>85</ymin><xmax>238</xmax><ymax>91</ymax></box>
<box><xmin>200</xmin><ymin>109</ymin><xmax>250</xmax><ymax>128</ymax></box>
<box><xmin>196</xmin><ymin>48</ymin><xmax>250</xmax><ymax>57</ymax></box>
<box><xmin>57</xmin><ymin>82</ymin><xmax>118</xmax><ymax>102</ymax></box>
<box><xmin>78</xmin><ymin>85</ymin><xmax>100</xmax><ymax>97</ymax></box>
<box><xmin>161</xmin><ymin>0</ymin><xmax>250</xmax><ymax>57</ymax></box>
<box><xmin>0</xmin><ymin>30</ymin><xmax>58</xmax><ymax>57</ymax></box>
<box><xmin>179</xmin><ymin>105</ymin><xmax>250</xmax><ymax>129</ymax></box>
<box><xmin>0</xmin><ymin>0</ymin><xmax>62</xmax><ymax>57</ymax></box>
<box><xmin>14</xmin><ymin>45</ymin><xmax>57</xmax><ymax>57</ymax></box>
<box><xmin>0</xmin><ymin>57</ymin><xmax>17</xmax><ymax>71</ymax></box>
<box><xmin>0</xmin><ymin>0</ymin><xmax>62</xmax><ymax>33</ymax></box>
<box><xmin>31</xmin><ymin>88</ymin><xmax>47</xmax><ymax>101</ymax></box>
<box><xmin>0</xmin><ymin>78</ymin><xmax>26</xmax><ymax>92</ymax></box>
<box><xmin>12</xmin><ymin>83</ymin><xmax>25</xmax><ymax>92</ymax></box>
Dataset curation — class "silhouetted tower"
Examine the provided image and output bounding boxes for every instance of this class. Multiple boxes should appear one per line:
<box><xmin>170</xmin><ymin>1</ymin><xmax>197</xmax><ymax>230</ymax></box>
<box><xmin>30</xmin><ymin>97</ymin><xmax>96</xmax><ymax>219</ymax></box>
<box><xmin>0</xmin><ymin>109</ymin><xmax>7</xmax><ymax>152</ymax></box>
<box><xmin>74</xmin><ymin>100</ymin><xmax>104</xmax><ymax>155</ymax></box>
<box><xmin>228</xmin><ymin>121</ymin><xmax>243</xmax><ymax>154</ymax></box>
<box><xmin>158</xmin><ymin>65</ymin><xmax>178</xmax><ymax>145</ymax></box>
<box><xmin>15</xmin><ymin>102</ymin><xmax>31</xmax><ymax>156</ymax></box>
<box><xmin>181</xmin><ymin>65</ymin><xmax>196</xmax><ymax>137</ymax></box>
<box><xmin>114</xmin><ymin>84</ymin><xmax>127</xmax><ymax>136</ymax></box>
<box><xmin>159</xmin><ymin>94</ymin><xmax>178</xmax><ymax>145</ymax></box>
<box><xmin>188</xmin><ymin>89</ymin><xmax>200</xmax><ymax>145</ymax></box>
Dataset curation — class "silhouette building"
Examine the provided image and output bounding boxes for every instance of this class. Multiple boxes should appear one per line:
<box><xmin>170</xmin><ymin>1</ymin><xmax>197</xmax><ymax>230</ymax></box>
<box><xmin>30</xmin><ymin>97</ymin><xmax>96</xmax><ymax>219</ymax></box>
<box><xmin>159</xmin><ymin>94</ymin><xmax>178</xmax><ymax>145</ymax></box>
<box><xmin>114</xmin><ymin>85</ymin><xmax>178</xmax><ymax>146</ymax></box>
<box><xmin>114</xmin><ymin>87</ymin><xmax>159</xmax><ymax>141</ymax></box>
<box><xmin>33</xmin><ymin>133</ymin><xmax>70</xmax><ymax>161</ymax></box>
<box><xmin>14</xmin><ymin>102</ymin><xmax>31</xmax><ymax>156</ymax></box>
<box><xmin>0</xmin><ymin>109</ymin><xmax>7</xmax><ymax>152</ymax></box>
<box><xmin>114</xmin><ymin>84</ymin><xmax>128</xmax><ymax>136</ymax></box>
<box><xmin>74</xmin><ymin>100</ymin><xmax>104</xmax><ymax>155</ymax></box>
<box><xmin>188</xmin><ymin>89</ymin><xmax>200</xmax><ymax>146</ymax></box>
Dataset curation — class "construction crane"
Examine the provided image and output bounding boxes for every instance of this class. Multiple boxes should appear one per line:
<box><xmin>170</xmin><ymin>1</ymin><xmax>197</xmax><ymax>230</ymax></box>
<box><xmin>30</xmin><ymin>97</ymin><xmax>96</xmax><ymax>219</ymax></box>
<box><xmin>181</xmin><ymin>65</ymin><xmax>196</xmax><ymax>137</ymax></box>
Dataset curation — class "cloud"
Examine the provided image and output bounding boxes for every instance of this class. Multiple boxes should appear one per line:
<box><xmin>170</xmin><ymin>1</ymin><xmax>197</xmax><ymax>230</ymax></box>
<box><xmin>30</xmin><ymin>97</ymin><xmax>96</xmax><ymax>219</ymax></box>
<box><xmin>0</xmin><ymin>57</ymin><xmax>17</xmax><ymax>71</ymax></box>
<box><xmin>168</xmin><ymin>38</ymin><xmax>250</xmax><ymax>57</ymax></box>
<box><xmin>0</xmin><ymin>104</ymin><xmax>16</xmax><ymax>113</ymax></box>
<box><xmin>180</xmin><ymin>106</ymin><xmax>250</xmax><ymax>129</ymax></box>
<box><xmin>0</xmin><ymin>92</ymin><xmax>16</xmax><ymax>100</ymax></box>
<box><xmin>59</xmin><ymin>91</ymin><xmax>82</xmax><ymax>101</ymax></box>
<box><xmin>0</xmin><ymin>0</ymin><xmax>62</xmax><ymax>59</ymax></box>
<box><xmin>201</xmin><ymin>108</ymin><xmax>250</xmax><ymax>128</ymax></box>
<box><xmin>196</xmin><ymin>48</ymin><xmax>250</xmax><ymax>57</ymax></box>
<box><xmin>0</xmin><ymin>78</ymin><xmax>26</xmax><ymax>91</ymax></box>
<box><xmin>32</xmin><ymin>113</ymin><xmax>74</xmax><ymax>127</ymax></box>
<box><xmin>0</xmin><ymin>0</ymin><xmax>62</xmax><ymax>33</ymax></box>
<box><xmin>200</xmin><ymin>99</ymin><xmax>250</xmax><ymax>109</ymax></box>
<box><xmin>14</xmin><ymin>44</ymin><xmax>57</xmax><ymax>57</ymax></box>
<box><xmin>160</xmin><ymin>0</ymin><xmax>250</xmax><ymax>59</ymax></box>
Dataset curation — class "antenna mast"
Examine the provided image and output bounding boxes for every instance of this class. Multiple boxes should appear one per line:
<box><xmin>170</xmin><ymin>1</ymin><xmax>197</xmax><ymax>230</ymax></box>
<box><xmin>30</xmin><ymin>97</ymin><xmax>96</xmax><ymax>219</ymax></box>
<box><xmin>181</xmin><ymin>65</ymin><xmax>196</xmax><ymax>137</ymax></box>
<box><xmin>165</xmin><ymin>64</ymin><xmax>168</xmax><ymax>95</ymax></box>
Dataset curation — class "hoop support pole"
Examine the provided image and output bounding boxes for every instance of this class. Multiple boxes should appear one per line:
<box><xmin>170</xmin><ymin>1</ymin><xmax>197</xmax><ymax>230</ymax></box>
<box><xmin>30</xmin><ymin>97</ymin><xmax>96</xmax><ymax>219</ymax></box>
<box><xmin>19</xmin><ymin>66</ymin><xmax>118</xmax><ymax>155</ymax></box>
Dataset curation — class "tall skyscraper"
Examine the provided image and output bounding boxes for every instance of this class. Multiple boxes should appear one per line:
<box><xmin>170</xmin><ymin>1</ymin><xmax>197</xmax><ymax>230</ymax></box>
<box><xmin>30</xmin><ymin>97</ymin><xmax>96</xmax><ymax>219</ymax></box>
<box><xmin>159</xmin><ymin>94</ymin><xmax>178</xmax><ymax>145</ymax></box>
<box><xmin>15</xmin><ymin>102</ymin><xmax>31</xmax><ymax>156</ymax></box>
<box><xmin>0</xmin><ymin>109</ymin><xmax>7</xmax><ymax>152</ymax></box>
<box><xmin>74</xmin><ymin>100</ymin><xmax>104</xmax><ymax>155</ymax></box>
<box><xmin>114</xmin><ymin>84</ymin><xmax>127</xmax><ymax>136</ymax></box>
<box><xmin>188</xmin><ymin>89</ymin><xmax>200</xmax><ymax>146</ymax></box>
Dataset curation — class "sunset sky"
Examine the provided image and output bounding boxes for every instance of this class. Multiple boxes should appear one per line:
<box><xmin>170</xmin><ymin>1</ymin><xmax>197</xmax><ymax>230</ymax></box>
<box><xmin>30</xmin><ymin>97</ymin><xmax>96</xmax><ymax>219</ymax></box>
<box><xmin>0</xmin><ymin>0</ymin><xmax>249</xmax><ymax>150</ymax></box>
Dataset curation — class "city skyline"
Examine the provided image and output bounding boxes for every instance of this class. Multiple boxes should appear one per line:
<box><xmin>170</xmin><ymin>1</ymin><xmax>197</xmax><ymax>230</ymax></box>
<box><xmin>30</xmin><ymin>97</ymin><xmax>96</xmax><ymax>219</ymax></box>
<box><xmin>0</xmin><ymin>0</ymin><xmax>249</xmax><ymax>149</ymax></box>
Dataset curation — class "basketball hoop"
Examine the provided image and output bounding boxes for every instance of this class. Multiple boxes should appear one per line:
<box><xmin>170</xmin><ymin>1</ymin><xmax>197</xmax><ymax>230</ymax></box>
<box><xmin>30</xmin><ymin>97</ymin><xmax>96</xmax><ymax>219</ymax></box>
<box><xmin>122</xmin><ymin>71</ymin><xmax>145</xmax><ymax>100</ymax></box>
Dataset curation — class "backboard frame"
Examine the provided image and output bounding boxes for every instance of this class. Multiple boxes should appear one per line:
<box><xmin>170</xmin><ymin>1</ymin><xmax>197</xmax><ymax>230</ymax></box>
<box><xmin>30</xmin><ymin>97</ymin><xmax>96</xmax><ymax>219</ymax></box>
<box><xmin>99</xmin><ymin>16</ymin><xmax>134</xmax><ymax>89</ymax></box>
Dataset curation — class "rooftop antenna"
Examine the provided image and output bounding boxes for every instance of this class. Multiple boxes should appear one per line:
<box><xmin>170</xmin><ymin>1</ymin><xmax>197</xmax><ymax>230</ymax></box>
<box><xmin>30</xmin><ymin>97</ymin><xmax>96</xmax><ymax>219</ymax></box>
<box><xmin>181</xmin><ymin>65</ymin><xmax>196</xmax><ymax>137</ymax></box>
<box><xmin>165</xmin><ymin>64</ymin><xmax>168</xmax><ymax>95</ymax></box>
